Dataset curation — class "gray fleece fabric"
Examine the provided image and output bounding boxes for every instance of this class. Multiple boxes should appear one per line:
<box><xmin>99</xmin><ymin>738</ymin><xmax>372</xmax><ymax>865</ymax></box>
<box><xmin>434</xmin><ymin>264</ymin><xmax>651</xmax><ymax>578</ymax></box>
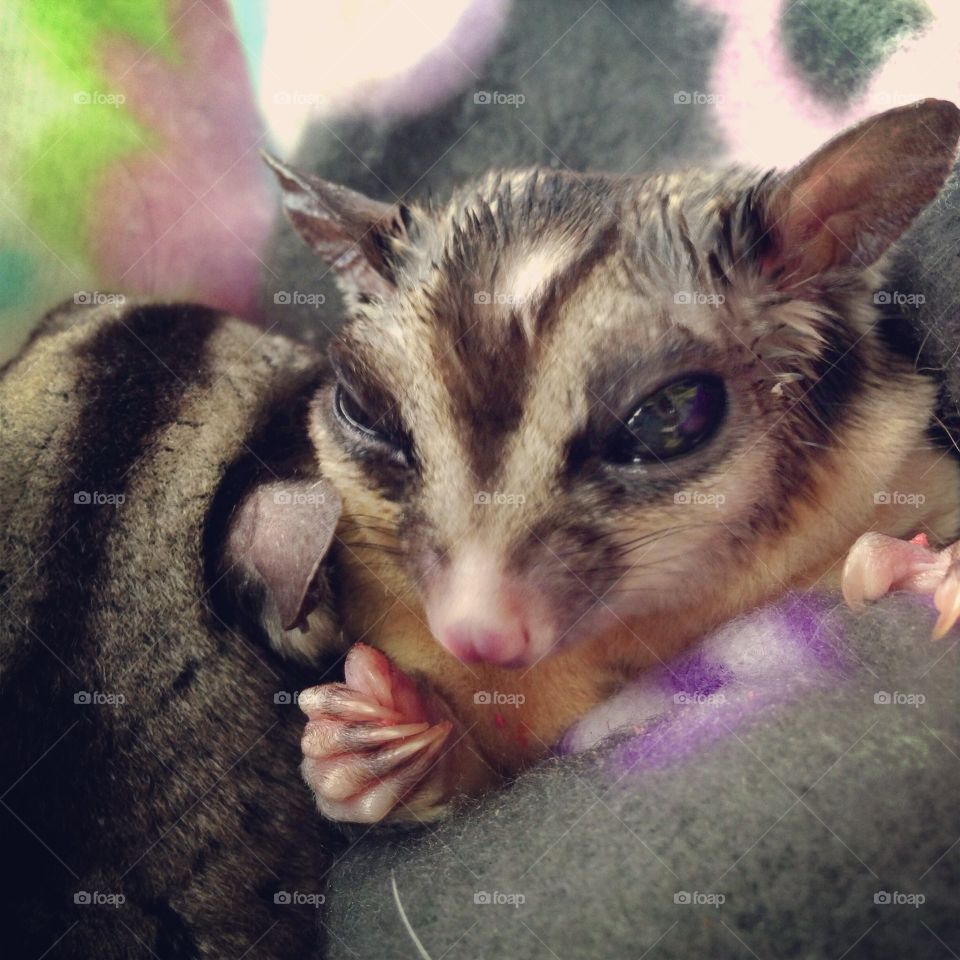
<box><xmin>323</xmin><ymin>596</ymin><xmax>959</xmax><ymax>959</ymax></box>
<box><xmin>293</xmin><ymin>2</ymin><xmax>960</xmax><ymax>957</ymax></box>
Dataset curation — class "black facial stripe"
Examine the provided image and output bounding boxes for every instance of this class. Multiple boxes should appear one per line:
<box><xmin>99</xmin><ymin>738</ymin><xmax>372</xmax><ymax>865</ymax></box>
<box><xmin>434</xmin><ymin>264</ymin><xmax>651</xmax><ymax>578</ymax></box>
<box><xmin>745</xmin><ymin>305</ymin><xmax>870</xmax><ymax>537</ymax></box>
<box><xmin>795</xmin><ymin>300</ymin><xmax>865</xmax><ymax>441</ymax></box>
<box><xmin>442</xmin><ymin>319</ymin><xmax>531</xmax><ymax>480</ymax></box>
<box><xmin>567</xmin><ymin>433</ymin><xmax>735</xmax><ymax>507</ymax></box>
<box><xmin>582</xmin><ymin>334</ymin><xmax>725</xmax><ymax>437</ymax></box>
<box><xmin>871</xmin><ymin>289</ymin><xmax>960</xmax><ymax>467</ymax></box>
<box><xmin>532</xmin><ymin>218</ymin><xmax>620</xmax><ymax>340</ymax></box>
<box><xmin>343</xmin><ymin>440</ymin><xmax>412</xmax><ymax>501</ymax></box>
<box><xmin>427</xmin><ymin>172</ymin><xmax>619</xmax><ymax>480</ymax></box>
<box><xmin>317</xmin><ymin>386</ymin><xmax>413</xmax><ymax>503</ymax></box>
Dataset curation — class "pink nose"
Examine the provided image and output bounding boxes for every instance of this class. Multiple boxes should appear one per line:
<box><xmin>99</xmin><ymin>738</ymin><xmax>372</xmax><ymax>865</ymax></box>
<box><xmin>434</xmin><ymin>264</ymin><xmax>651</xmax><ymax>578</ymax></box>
<box><xmin>441</xmin><ymin>621</ymin><xmax>529</xmax><ymax>666</ymax></box>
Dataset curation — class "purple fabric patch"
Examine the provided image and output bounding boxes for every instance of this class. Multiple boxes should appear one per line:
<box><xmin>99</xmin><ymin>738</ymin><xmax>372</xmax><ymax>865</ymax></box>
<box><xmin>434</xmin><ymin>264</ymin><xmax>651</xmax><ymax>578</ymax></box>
<box><xmin>666</xmin><ymin>651</ymin><xmax>731</xmax><ymax>698</ymax></box>
<box><xmin>559</xmin><ymin>591</ymin><xmax>852</xmax><ymax>772</ymax></box>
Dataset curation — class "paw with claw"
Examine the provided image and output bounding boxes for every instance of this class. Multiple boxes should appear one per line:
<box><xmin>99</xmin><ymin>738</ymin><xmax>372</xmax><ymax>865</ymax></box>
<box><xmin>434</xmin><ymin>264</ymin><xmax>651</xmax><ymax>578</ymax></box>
<box><xmin>842</xmin><ymin>532</ymin><xmax>960</xmax><ymax>639</ymax></box>
<box><xmin>299</xmin><ymin>644</ymin><xmax>455</xmax><ymax>823</ymax></box>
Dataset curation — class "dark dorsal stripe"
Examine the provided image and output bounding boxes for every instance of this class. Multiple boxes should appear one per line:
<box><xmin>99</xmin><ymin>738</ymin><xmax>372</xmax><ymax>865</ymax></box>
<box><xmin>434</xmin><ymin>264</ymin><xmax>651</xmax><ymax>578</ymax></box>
<box><xmin>4</xmin><ymin>304</ymin><xmax>222</xmax><ymax>930</ymax></box>
<box><xmin>27</xmin><ymin>304</ymin><xmax>223</xmax><ymax>648</ymax></box>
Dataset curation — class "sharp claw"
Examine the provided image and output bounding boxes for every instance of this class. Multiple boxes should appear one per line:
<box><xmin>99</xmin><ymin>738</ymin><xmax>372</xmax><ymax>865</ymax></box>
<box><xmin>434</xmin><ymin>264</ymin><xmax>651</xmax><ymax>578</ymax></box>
<box><xmin>344</xmin><ymin>643</ymin><xmax>395</xmax><ymax>709</ymax></box>
<box><xmin>297</xmin><ymin>685</ymin><xmax>404</xmax><ymax>723</ymax></box>
<box><xmin>302</xmin><ymin>720</ymin><xmax>431</xmax><ymax>759</ymax></box>
<box><xmin>932</xmin><ymin>567</ymin><xmax>960</xmax><ymax>640</ymax></box>
<box><xmin>350</xmin><ymin>724</ymin><xmax>452</xmax><ymax>822</ymax></box>
<box><xmin>373</xmin><ymin>722</ymin><xmax>451</xmax><ymax>768</ymax></box>
<box><xmin>360</xmin><ymin>721</ymin><xmax>431</xmax><ymax>745</ymax></box>
<box><xmin>337</xmin><ymin>698</ymin><xmax>404</xmax><ymax>722</ymax></box>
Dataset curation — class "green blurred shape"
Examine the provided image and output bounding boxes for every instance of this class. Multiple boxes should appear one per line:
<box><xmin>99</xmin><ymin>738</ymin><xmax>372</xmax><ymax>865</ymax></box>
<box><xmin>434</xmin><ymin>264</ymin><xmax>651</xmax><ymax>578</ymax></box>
<box><xmin>16</xmin><ymin>0</ymin><xmax>173</xmax><ymax>261</ymax></box>
<box><xmin>22</xmin><ymin>0</ymin><xmax>173</xmax><ymax>83</ymax></box>
<box><xmin>0</xmin><ymin>248</ymin><xmax>33</xmax><ymax>309</ymax></box>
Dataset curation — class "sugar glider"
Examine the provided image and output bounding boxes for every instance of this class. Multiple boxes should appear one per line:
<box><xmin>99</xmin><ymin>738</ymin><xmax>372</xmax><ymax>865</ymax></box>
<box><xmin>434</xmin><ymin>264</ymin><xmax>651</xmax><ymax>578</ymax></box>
<box><xmin>0</xmin><ymin>302</ymin><xmax>344</xmax><ymax>957</ymax></box>
<box><xmin>259</xmin><ymin>99</ymin><xmax>960</xmax><ymax>825</ymax></box>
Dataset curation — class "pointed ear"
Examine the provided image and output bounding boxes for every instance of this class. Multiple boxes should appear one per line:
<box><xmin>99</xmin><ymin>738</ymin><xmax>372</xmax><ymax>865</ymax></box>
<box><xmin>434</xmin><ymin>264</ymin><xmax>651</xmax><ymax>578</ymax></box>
<box><xmin>263</xmin><ymin>152</ymin><xmax>407</xmax><ymax>301</ymax></box>
<box><xmin>227</xmin><ymin>479</ymin><xmax>341</xmax><ymax>632</ymax></box>
<box><xmin>760</xmin><ymin>98</ymin><xmax>960</xmax><ymax>287</ymax></box>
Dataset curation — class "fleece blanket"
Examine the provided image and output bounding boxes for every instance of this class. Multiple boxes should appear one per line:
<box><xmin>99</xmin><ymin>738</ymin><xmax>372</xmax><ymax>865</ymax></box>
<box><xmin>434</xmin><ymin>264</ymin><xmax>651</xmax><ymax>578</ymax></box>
<box><xmin>324</xmin><ymin>593</ymin><xmax>960</xmax><ymax>960</ymax></box>
<box><xmin>292</xmin><ymin>3</ymin><xmax>960</xmax><ymax>958</ymax></box>
<box><xmin>2</xmin><ymin>2</ymin><xmax>959</xmax><ymax>958</ymax></box>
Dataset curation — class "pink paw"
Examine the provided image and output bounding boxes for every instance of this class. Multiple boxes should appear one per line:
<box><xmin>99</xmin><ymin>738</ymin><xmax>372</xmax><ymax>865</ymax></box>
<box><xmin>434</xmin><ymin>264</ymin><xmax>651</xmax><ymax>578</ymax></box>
<box><xmin>299</xmin><ymin>644</ymin><xmax>453</xmax><ymax>823</ymax></box>
<box><xmin>842</xmin><ymin>532</ymin><xmax>960</xmax><ymax>640</ymax></box>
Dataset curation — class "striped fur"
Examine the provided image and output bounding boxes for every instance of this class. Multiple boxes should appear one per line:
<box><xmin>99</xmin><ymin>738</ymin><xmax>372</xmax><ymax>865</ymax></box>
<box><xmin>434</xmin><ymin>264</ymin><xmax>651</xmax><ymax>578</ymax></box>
<box><xmin>0</xmin><ymin>301</ymin><xmax>342</xmax><ymax>958</ymax></box>
<box><xmin>299</xmin><ymin>134</ymin><xmax>960</xmax><ymax>779</ymax></box>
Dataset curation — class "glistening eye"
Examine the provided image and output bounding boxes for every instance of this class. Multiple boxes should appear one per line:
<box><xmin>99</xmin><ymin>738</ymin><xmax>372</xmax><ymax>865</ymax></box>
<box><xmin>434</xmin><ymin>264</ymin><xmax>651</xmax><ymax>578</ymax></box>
<box><xmin>333</xmin><ymin>383</ymin><xmax>398</xmax><ymax>448</ymax></box>
<box><xmin>604</xmin><ymin>375</ymin><xmax>726</xmax><ymax>465</ymax></box>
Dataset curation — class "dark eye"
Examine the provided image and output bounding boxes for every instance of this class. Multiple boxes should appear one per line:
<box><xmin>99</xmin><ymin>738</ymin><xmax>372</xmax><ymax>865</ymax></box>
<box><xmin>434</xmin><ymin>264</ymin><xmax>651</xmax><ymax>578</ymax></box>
<box><xmin>334</xmin><ymin>384</ymin><xmax>394</xmax><ymax>445</ymax></box>
<box><xmin>605</xmin><ymin>375</ymin><xmax>725</xmax><ymax>465</ymax></box>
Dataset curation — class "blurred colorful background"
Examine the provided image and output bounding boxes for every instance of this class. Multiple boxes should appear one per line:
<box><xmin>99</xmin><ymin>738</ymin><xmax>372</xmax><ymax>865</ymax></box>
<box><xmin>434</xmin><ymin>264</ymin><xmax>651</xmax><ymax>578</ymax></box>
<box><xmin>1</xmin><ymin>0</ymin><xmax>957</xmax><ymax>361</ymax></box>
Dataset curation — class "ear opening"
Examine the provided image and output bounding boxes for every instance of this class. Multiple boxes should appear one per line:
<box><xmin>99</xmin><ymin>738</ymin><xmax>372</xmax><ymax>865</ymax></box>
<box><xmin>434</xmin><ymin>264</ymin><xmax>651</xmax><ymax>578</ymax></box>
<box><xmin>759</xmin><ymin>98</ymin><xmax>960</xmax><ymax>288</ymax></box>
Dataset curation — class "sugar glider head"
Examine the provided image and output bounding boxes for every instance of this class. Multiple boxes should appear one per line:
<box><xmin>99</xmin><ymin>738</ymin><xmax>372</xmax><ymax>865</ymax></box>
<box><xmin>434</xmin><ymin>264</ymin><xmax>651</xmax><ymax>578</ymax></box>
<box><xmin>267</xmin><ymin>99</ymin><xmax>960</xmax><ymax>669</ymax></box>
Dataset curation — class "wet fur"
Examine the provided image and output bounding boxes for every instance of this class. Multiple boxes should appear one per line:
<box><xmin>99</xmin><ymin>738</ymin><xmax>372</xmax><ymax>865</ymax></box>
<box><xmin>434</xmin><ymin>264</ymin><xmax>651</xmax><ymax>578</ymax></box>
<box><xmin>307</xmin><ymin>155</ymin><xmax>960</xmax><ymax>790</ymax></box>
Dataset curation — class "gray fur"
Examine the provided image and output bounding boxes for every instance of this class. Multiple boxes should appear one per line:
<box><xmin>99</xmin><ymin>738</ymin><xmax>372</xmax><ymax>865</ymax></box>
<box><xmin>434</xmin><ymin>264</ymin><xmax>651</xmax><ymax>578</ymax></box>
<box><xmin>0</xmin><ymin>301</ymin><xmax>343</xmax><ymax>958</ymax></box>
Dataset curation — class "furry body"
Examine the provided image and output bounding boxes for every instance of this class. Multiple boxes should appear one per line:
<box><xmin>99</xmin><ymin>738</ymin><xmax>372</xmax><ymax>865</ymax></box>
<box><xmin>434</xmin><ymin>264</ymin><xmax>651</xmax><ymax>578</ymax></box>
<box><xmin>317</xmin><ymin>166</ymin><xmax>960</xmax><ymax>783</ymax></box>
<box><xmin>0</xmin><ymin>301</ymin><xmax>340</xmax><ymax>958</ymax></box>
<box><xmin>283</xmin><ymin>100</ymin><xmax>960</xmax><ymax>818</ymax></box>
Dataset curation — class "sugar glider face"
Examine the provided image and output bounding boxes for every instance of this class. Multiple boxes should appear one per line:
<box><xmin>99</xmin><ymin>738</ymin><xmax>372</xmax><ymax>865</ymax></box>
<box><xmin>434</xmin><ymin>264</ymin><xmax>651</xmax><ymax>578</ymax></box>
<box><xmin>267</xmin><ymin>98</ymin><xmax>960</xmax><ymax>668</ymax></box>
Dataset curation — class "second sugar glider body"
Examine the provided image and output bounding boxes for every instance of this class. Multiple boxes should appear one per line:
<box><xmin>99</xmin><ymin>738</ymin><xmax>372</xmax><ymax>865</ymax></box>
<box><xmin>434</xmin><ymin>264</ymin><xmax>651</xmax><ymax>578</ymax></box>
<box><xmin>272</xmin><ymin>99</ymin><xmax>960</xmax><ymax>823</ymax></box>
